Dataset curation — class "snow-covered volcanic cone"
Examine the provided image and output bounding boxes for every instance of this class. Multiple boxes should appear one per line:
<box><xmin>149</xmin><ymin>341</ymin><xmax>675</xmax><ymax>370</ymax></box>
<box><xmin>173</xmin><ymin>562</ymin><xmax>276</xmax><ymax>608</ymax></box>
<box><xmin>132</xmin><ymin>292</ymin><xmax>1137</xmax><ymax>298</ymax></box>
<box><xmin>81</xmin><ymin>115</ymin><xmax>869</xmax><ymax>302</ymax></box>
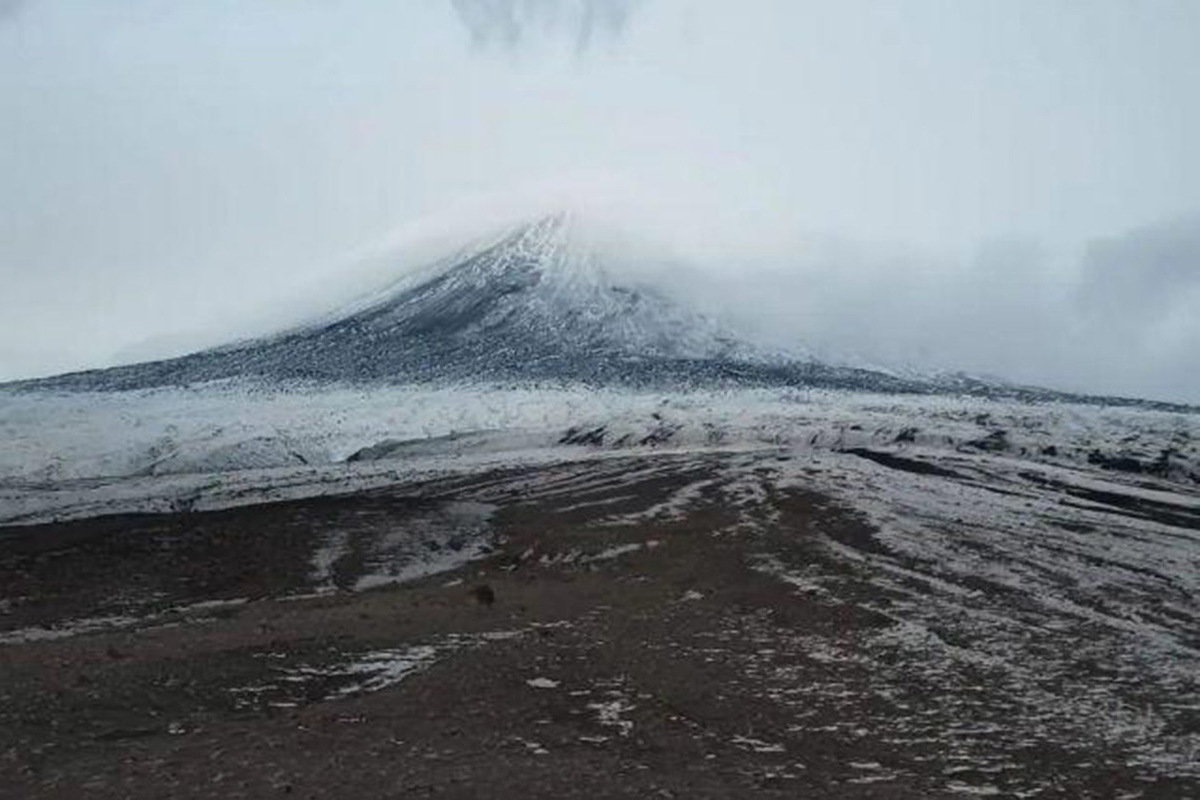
<box><xmin>4</xmin><ymin>213</ymin><xmax>983</xmax><ymax>396</ymax></box>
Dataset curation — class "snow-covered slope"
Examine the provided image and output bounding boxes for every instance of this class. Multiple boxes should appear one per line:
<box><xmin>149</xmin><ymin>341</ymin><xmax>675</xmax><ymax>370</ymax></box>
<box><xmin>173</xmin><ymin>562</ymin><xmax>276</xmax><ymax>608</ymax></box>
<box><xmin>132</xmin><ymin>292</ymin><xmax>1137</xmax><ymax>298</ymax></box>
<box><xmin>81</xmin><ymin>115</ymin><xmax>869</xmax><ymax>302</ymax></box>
<box><xmin>1</xmin><ymin>382</ymin><xmax>1196</xmax><ymax>525</ymax></box>
<box><xmin>0</xmin><ymin>215</ymin><xmax>982</xmax><ymax>396</ymax></box>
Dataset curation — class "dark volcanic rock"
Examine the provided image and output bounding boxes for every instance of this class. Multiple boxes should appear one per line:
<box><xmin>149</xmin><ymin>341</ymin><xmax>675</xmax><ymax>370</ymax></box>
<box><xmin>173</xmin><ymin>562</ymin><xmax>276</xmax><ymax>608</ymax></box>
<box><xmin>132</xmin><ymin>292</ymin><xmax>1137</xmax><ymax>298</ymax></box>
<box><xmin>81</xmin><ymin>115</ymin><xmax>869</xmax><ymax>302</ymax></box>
<box><xmin>471</xmin><ymin>584</ymin><xmax>496</xmax><ymax>607</ymax></box>
<box><xmin>967</xmin><ymin>429</ymin><xmax>1010</xmax><ymax>452</ymax></box>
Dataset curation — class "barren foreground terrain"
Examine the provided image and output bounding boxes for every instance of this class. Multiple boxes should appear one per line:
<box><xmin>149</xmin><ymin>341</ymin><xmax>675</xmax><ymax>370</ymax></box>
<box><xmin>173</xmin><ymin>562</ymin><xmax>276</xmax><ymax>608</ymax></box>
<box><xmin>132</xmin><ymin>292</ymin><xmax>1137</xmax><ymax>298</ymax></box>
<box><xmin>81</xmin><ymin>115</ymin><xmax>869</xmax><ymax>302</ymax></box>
<box><xmin>2</xmin><ymin>450</ymin><xmax>1198</xmax><ymax>798</ymax></box>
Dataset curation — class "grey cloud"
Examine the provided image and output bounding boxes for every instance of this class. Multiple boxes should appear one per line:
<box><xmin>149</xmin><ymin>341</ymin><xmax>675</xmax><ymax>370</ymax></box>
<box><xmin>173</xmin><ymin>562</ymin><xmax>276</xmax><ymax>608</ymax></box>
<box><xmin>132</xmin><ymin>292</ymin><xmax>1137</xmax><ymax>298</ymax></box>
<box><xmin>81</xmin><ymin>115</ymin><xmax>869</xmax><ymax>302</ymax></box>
<box><xmin>450</xmin><ymin>0</ymin><xmax>640</xmax><ymax>51</ymax></box>
<box><xmin>1067</xmin><ymin>218</ymin><xmax>1200</xmax><ymax>401</ymax></box>
<box><xmin>0</xmin><ymin>0</ymin><xmax>27</xmax><ymax>24</ymax></box>
<box><xmin>1077</xmin><ymin>217</ymin><xmax>1200</xmax><ymax>329</ymax></box>
<box><xmin>684</xmin><ymin>220</ymin><xmax>1200</xmax><ymax>404</ymax></box>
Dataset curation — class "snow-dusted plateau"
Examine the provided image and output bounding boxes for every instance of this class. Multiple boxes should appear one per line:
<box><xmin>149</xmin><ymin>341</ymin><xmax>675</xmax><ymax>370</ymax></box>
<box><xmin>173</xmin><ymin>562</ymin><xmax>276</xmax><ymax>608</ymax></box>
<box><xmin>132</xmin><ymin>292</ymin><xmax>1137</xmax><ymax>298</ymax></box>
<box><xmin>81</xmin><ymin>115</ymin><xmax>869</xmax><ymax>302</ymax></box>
<box><xmin>2</xmin><ymin>216</ymin><xmax>1198</xmax><ymax>797</ymax></box>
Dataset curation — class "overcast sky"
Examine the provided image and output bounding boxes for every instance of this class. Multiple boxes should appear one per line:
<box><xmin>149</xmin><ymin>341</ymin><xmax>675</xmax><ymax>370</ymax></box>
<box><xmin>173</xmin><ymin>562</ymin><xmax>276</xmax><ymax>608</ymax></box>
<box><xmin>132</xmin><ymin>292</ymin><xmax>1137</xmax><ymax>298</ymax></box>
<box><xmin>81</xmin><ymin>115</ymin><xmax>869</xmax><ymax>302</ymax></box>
<box><xmin>1</xmin><ymin>0</ymin><xmax>1198</xmax><ymax>401</ymax></box>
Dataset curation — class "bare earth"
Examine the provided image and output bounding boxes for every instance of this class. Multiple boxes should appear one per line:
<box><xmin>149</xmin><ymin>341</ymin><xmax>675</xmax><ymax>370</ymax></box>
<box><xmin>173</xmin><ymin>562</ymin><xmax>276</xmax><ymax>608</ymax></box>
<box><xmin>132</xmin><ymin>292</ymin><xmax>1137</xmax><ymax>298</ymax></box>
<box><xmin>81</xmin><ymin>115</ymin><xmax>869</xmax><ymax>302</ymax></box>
<box><xmin>1</xmin><ymin>452</ymin><xmax>1197</xmax><ymax>798</ymax></box>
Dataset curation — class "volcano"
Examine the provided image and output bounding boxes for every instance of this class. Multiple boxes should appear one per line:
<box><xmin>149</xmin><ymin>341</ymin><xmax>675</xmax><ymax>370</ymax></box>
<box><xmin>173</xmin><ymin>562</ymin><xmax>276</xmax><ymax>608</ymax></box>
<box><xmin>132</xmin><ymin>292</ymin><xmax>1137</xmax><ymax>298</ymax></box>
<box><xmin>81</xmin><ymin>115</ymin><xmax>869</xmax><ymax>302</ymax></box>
<box><xmin>4</xmin><ymin>214</ymin><xmax>1180</xmax><ymax>407</ymax></box>
<box><xmin>4</xmin><ymin>215</ymin><xmax>907</xmax><ymax>392</ymax></box>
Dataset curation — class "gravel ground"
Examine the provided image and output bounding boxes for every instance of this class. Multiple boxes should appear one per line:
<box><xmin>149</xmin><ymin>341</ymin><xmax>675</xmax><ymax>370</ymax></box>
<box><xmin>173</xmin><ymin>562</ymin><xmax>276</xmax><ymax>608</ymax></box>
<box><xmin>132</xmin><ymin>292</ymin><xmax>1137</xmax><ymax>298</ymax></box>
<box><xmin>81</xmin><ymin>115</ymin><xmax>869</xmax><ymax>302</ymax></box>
<box><xmin>1</xmin><ymin>453</ymin><xmax>1196</xmax><ymax>798</ymax></box>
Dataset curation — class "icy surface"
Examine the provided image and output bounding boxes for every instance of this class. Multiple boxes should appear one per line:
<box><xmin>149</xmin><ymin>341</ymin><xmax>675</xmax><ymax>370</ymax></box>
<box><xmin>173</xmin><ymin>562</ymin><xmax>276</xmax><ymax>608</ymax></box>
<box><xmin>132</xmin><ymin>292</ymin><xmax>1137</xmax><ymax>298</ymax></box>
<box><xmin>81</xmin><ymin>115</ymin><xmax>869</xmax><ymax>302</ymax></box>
<box><xmin>1</xmin><ymin>382</ymin><xmax>1195</xmax><ymax>525</ymax></box>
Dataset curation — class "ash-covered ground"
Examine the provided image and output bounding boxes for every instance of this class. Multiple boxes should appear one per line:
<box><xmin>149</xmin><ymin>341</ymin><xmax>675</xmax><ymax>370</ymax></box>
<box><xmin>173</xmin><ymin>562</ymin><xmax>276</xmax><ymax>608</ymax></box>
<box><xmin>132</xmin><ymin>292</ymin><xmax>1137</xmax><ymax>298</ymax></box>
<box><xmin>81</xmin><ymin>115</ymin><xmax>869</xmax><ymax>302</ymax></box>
<box><xmin>2</xmin><ymin>392</ymin><xmax>1198</xmax><ymax>798</ymax></box>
